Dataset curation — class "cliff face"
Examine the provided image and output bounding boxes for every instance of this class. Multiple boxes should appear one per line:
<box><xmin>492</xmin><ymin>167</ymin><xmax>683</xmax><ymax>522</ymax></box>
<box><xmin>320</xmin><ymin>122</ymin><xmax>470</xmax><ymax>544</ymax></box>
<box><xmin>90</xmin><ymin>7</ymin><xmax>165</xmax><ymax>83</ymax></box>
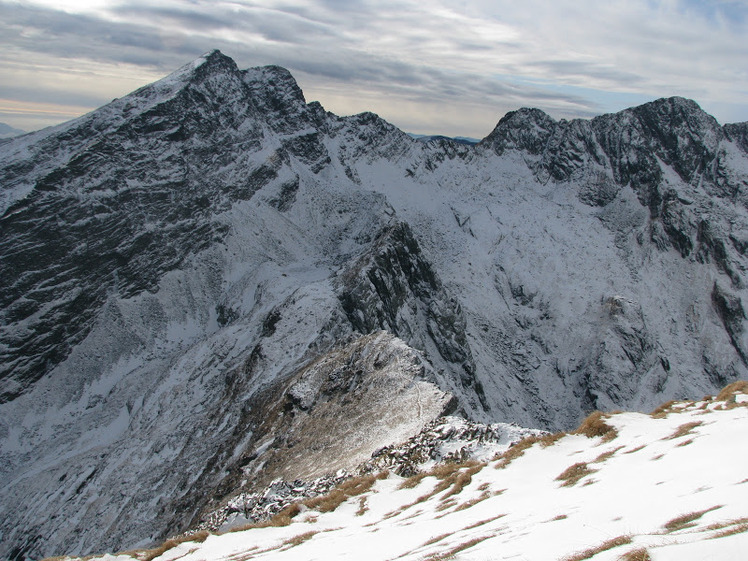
<box><xmin>1</xmin><ymin>50</ymin><xmax>747</xmax><ymax>559</ymax></box>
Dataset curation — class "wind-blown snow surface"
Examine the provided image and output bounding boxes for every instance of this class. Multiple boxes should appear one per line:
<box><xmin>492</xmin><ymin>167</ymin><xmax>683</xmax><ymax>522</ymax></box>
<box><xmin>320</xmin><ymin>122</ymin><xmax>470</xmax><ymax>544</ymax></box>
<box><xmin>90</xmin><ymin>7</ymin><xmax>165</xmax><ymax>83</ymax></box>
<box><xmin>2</xmin><ymin>50</ymin><xmax>748</xmax><ymax>559</ymax></box>
<box><xmin>65</xmin><ymin>385</ymin><xmax>748</xmax><ymax>561</ymax></box>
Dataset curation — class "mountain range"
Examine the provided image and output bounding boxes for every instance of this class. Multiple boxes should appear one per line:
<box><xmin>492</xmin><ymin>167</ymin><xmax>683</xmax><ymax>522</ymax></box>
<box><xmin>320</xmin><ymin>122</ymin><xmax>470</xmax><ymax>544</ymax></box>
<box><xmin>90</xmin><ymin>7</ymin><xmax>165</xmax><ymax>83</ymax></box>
<box><xmin>1</xmin><ymin>50</ymin><xmax>747</xmax><ymax>559</ymax></box>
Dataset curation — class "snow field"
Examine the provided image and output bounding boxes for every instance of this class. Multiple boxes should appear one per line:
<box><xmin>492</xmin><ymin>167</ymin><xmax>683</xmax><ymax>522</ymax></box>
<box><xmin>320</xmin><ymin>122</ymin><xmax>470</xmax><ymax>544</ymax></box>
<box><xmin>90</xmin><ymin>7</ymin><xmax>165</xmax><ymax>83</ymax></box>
<box><xmin>79</xmin><ymin>385</ymin><xmax>748</xmax><ymax>561</ymax></box>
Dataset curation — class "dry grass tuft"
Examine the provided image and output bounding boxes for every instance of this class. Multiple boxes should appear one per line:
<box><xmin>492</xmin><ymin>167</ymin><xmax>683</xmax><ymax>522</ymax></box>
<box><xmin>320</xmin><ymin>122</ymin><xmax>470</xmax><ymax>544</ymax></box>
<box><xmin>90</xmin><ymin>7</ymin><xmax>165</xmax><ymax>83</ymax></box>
<box><xmin>556</xmin><ymin>462</ymin><xmax>597</xmax><ymax>487</ymax></box>
<box><xmin>138</xmin><ymin>530</ymin><xmax>211</xmax><ymax>561</ymax></box>
<box><xmin>716</xmin><ymin>380</ymin><xmax>748</xmax><ymax>401</ymax></box>
<box><xmin>282</xmin><ymin>531</ymin><xmax>318</xmax><ymax>548</ymax></box>
<box><xmin>435</xmin><ymin>498</ymin><xmax>459</xmax><ymax>513</ymax></box>
<box><xmin>623</xmin><ymin>444</ymin><xmax>646</xmax><ymax>454</ymax></box>
<box><xmin>494</xmin><ymin>432</ymin><xmax>565</xmax><ymax>469</ymax></box>
<box><xmin>461</xmin><ymin>514</ymin><xmax>507</xmax><ymax>531</ymax></box>
<box><xmin>650</xmin><ymin>400</ymin><xmax>680</xmax><ymax>418</ymax></box>
<box><xmin>399</xmin><ymin>462</ymin><xmax>468</xmax><ymax>490</ymax></box>
<box><xmin>676</xmin><ymin>438</ymin><xmax>695</xmax><ymax>447</ymax></box>
<box><xmin>663</xmin><ymin>505</ymin><xmax>723</xmax><ymax>532</ymax></box>
<box><xmin>425</xmin><ymin>535</ymin><xmax>492</xmax><ymax>560</ymax></box>
<box><xmin>227</xmin><ymin>503</ymin><xmax>302</xmax><ymax>533</ymax></box>
<box><xmin>421</xmin><ymin>533</ymin><xmax>452</xmax><ymax>547</ymax></box>
<box><xmin>438</xmin><ymin>463</ymin><xmax>484</xmax><ymax>499</ymax></box>
<box><xmin>592</xmin><ymin>446</ymin><xmax>625</xmax><ymax>464</ymax></box>
<box><xmin>618</xmin><ymin>547</ymin><xmax>652</xmax><ymax>561</ymax></box>
<box><xmin>663</xmin><ymin>421</ymin><xmax>702</xmax><ymax>441</ymax></box>
<box><xmin>707</xmin><ymin>517</ymin><xmax>748</xmax><ymax>539</ymax></box>
<box><xmin>356</xmin><ymin>496</ymin><xmax>368</xmax><ymax>517</ymax></box>
<box><xmin>304</xmin><ymin>472</ymin><xmax>386</xmax><ymax>514</ymax></box>
<box><xmin>707</xmin><ymin>517</ymin><xmax>748</xmax><ymax>531</ymax></box>
<box><xmin>562</xmin><ymin>535</ymin><xmax>633</xmax><ymax>561</ymax></box>
<box><xmin>575</xmin><ymin>411</ymin><xmax>618</xmax><ymax>441</ymax></box>
<box><xmin>453</xmin><ymin>490</ymin><xmax>491</xmax><ymax>512</ymax></box>
<box><xmin>711</xmin><ymin>523</ymin><xmax>748</xmax><ymax>539</ymax></box>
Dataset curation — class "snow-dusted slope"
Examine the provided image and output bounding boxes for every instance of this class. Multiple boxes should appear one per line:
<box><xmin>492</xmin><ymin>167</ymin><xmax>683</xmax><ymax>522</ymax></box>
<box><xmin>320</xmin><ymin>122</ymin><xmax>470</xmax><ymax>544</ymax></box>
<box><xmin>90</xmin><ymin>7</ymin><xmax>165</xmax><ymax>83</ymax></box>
<box><xmin>2</xmin><ymin>50</ymin><xmax>748</xmax><ymax>559</ymax></box>
<box><xmin>61</xmin><ymin>383</ymin><xmax>748</xmax><ymax>561</ymax></box>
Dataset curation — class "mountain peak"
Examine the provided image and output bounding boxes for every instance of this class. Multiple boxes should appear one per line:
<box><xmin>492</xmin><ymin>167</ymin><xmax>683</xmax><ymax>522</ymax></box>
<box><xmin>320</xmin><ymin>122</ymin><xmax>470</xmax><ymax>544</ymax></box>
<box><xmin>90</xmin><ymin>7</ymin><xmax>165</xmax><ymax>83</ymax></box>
<box><xmin>480</xmin><ymin>107</ymin><xmax>556</xmax><ymax>155</ymax></box>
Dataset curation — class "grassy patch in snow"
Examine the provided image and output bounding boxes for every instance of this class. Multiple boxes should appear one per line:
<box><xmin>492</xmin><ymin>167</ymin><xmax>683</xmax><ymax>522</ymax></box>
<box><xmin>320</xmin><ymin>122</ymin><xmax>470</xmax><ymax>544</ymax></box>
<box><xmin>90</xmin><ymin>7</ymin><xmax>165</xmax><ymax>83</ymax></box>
<box><xmin>387</xmin><ymin>462</ymin><xmax>485</xmax><ymax>519</ymax></box>
<box><xmin>556</xmin><ymin>462</ymin><xmax>597</xmax><ymax>487</ymax></box>
<box><xmin>494</xmin><ymin>432</ymin><xmax>566</xmax><ymax>469</ymax></box>
<box><xmin>574</xmin><ymin>411</ymin><xmax>618</xmax><ymax>442</ymax></box>
<box><xmin>227</xmin><ymin>503</ymin><xmax>302</xmax><ymax>532</ymax></box>
<box><xmin>663</xmin><ymin>505</ymin><xmax>723</xmax><ymax>532</ymax></box>
<box><xmin>561</xmin><ymin>535</ymin><xmax>632</xmax><ymax>561</ymax></box>
<box><xmin>706</xmin><ymin>517</ymin><xmax>748</xmax><ymax>539</ymax></box>
<box><xmin>453</xmin><ymin>490</ymin><xmax>492</xmax><ymax>512</ymax></box>
<box><xmin>424</xmin><ymin>535</ymin><xmax>492</xmax><ymax>560</ymax></box>
<box><xmin>304</xmin><ymin>471</ymin><xmax>388</xmax><ymax>513</ymax></box>
<box><xmin>662</xmin><ymin>421</ymin><xmax>702</xmax><ymax>440</ymax></box>
<box><xmin>618</xmin><ymin>548</ymin><xmax>652</xmax><ymax>560</ymax></box>
<box><xmin>650</xmin><ymin>400</ymin><xmax>683</xmax><ymax>418</ymax></box>
<box><xmin>135</xmin><ymin>530</ymin><xmax>212</xmax><ymax>561</ymax></box>
<box><xmin>462</xmin><ymin>514</ymin><xmax>507</xmax><ymax>531</ymax></box>
<box><xmin>592</xmin><ymin>445</ymin><xmax>625</xmax><ymax>463</ymax></box>
<box><xmin>281</xmin><ymin>530</ymin><xmax>318</xmax><ymax>548</ymax></box>
<box><xmin>716</xmin><ymin>380</ymin><xmax>748</xmax><ymax>409</ymax></box>
<box><xmin>716</xmin><ymin>380</ymin><xmax>748</xmax><ymax>401</ymax></box>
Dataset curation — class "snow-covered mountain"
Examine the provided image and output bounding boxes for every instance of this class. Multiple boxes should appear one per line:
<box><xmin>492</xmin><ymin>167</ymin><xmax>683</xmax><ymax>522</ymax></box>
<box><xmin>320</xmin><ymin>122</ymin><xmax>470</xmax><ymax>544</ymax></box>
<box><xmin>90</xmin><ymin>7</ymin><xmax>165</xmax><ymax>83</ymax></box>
<box><xmin>0</xmin><ymin>122</ymin><xmax>26</xmax><ymax>140</ymax></box>
<box><xmin>1</xmin><ymin>50</ymin><xmax>748</xmax><ymax>559</ymax></box>
<box><xmin>46</xmin><ymin>382</ymin><xmax>748</xmax><ymax>561</ymax></box>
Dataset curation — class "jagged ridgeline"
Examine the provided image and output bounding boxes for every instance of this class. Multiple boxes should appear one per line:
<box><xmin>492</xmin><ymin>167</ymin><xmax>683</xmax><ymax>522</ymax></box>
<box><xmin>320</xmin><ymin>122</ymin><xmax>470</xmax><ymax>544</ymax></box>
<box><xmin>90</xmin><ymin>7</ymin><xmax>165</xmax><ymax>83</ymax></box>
<box><xmin>1</xmin><ymin>50</ymin><xmax>747</xmax><ymax>560</ymax></box>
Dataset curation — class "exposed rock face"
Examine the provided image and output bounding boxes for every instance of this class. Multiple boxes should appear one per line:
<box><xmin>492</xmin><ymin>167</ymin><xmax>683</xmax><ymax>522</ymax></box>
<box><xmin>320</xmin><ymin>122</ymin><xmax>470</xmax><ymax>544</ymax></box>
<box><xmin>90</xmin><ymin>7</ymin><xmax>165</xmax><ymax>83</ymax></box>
<box><xmin>1</xmin><ymin>50</ymin><xmax>748</xmax><ymax>559</ymax></box>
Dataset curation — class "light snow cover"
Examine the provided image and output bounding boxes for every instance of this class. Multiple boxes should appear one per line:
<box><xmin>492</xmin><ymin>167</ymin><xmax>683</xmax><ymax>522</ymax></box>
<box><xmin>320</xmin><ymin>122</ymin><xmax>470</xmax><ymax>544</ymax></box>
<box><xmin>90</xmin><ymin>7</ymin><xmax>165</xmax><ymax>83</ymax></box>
<box><xmin>2</xmin><ymin>51</ymin><xmax>748</xmax><ymax>560</ymax></box>
<box><xmin>68</xmin><ymin>384</ymin><xmax>748</xmax><ymax>561</ymax></box>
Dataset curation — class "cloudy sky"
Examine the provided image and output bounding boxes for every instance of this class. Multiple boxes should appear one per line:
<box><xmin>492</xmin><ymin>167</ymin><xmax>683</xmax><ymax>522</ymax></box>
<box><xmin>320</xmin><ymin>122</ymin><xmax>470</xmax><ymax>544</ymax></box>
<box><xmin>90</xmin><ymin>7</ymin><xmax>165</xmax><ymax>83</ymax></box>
<box><xmin>1</xmin><ymin>0</ymin><xmax>746</xmax><ymax>138</ymax></box>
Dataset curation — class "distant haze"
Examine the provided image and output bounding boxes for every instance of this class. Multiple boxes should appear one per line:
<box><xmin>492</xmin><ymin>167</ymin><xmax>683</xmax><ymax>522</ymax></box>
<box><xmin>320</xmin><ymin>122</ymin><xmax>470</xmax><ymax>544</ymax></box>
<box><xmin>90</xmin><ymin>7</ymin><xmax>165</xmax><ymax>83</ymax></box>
<box><xmin>1</xmin><ymin>0</ymin><xmax>747</xmax><ymax>137</ymax></box>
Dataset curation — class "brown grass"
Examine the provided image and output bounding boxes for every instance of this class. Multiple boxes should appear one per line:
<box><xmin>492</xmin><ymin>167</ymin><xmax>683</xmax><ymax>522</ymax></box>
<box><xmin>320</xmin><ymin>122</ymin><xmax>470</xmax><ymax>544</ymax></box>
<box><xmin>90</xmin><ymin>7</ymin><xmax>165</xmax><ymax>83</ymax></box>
<box><xmin>562</xmin><ymin>535</ymin><xmax>632</xmax><ymax>561</ymax></box>
<box><xmin>385</xmin><ymin>462</ymin><xmax>487</xmax><ymax>522</ymax></box>
<box><xmin>547</xmin><ymin>514</ymin><xmax>568</xmax><ymax>522</ymax></box>
<box><xmin>424</xmin><ymin>535</ymin><xmax>491</xmax><ymax>560</ymax></box>
<box><xmin>707</xmin><ymin>517</ymin><xmax>748</xmax><ymax>531</ymax></box>
<box><xmin>138</xmin><ymin>530</ymin><xmax>212</xmax><ymax>561</ymax></box>
<box><xmin>304</xmin><ymin>472</ymin><xmax>387</xmax><ymax>514</ymax></box>
<box><xmin>663</xmin><ymin>421</ymin><xmax>702</xmax><ymax>440</ymax></box>
<box><xmin>663</xmin><ymin>506</ymin><xmax>723</xmax><ymax>532</ymax></box>
<box><xmin>575</xmin><ymin>411</ymin><xmax>618</xmax><ymax>442</ymax></box>
<box><xmin>556</xmin><ymin>462</ymin><xmax>597</xmax><ymax>487</ymax></box>
<box><xmin>650</xmin><ymin>400</ymin><xmax>680</xmax><ymax>418</ymax></box>
<box><xmin>676</xmin><ymin>438</ymin><xmax>695</xmax><ymax>447</ymax></box>
<box><xmin>227</xmin><ymin>503</ymin><xmax>302</xmax><ymax>533</ymax></box>
<box><xmin>592</xmin><ymin>446</ymin><xmax>625</xmax><ymax>463</ymax></box>
<box><xmin>461</xmin><ymin>514</ymin><xmax>507</xmax><ymax>531</ymax></box>
<box><xmin>439</xmin><ymin>463</ymin><xmax>484</xmax><ymax>499</ymax></box>
<box><xmin>399</xmin><ymin>462</ymin><xmax>467</xmax><ymax>490</ymax></box>
<box><xmin>711</xmin><ymin>523</ymin><xmax>748</xmax><ymax>539</ymax></box>
<box><xmin>453</xmin><ymin>490</ymin><xmax>491</xmax><ymax>513</ymax></box>
<box><xmin>356</xmin><ymin>496</ymin><xmax>368</xmax><ymax>516</ymax></box>
<box><xmin>494</xmin><ymin>432</ymin><xmax>566</xmax><ymax>469</ymax></box>
<box><xmin>716</xmin><ymin>380</ymin><xmax>748</xmax><ymax>401</ymax></box>
<box><xmin>435</xmin><ymin>498</ymin><xmax>459</xmax><ymax>512</ymax></box>
<box><xmin>421</xmin><ymin>533</ymin><xmax>452</xmax><ymax>548</ymax></box>
<box><xmin>618</xmin><ymin>548</ymin><xmax>652</xmax><ymax>561</ymax></box>
<box><xmin>282</xmin><ymin>531</ymin><xmax>318</xmax><ymax>548</ymax></box>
